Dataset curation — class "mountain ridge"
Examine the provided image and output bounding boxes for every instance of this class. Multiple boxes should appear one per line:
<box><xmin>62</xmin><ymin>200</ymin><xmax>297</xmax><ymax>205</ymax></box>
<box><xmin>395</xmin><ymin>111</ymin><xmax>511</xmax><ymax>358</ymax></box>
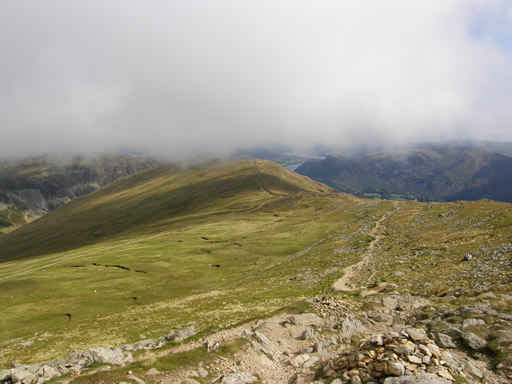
<box><xmin>296</xmin><ymin>146</ymin><xmax>512</xmax><ymax>202</ymax></box>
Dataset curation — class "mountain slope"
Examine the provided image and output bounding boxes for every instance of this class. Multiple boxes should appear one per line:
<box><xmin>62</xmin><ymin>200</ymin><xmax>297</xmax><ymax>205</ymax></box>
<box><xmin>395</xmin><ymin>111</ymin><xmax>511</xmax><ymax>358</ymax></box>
<box><xmin>0</xmin><ymin>160</ymin><xmax>335</xmax><ymax>262</ymax></box>
<box><xmin>0</xmin><ymin>154</ymin><xmax>157</xmax><ymax>233</ymax></box>
<box><xmin>0</xmin><ymin>160</ymin><xmax>510</xmax><ymax>381</ymax></box>
<box><xmin>296</xmin><ymin>146</ymin><xmax>512</xmax><ymax>202</ymax></box>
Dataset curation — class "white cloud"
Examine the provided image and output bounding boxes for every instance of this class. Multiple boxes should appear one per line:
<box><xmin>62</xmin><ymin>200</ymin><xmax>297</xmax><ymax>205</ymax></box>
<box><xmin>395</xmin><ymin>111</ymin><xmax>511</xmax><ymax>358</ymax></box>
<box><xmin>0</xmin><ymin>0</ymin><xmax>511</xmax><ymax>159</ymax></box>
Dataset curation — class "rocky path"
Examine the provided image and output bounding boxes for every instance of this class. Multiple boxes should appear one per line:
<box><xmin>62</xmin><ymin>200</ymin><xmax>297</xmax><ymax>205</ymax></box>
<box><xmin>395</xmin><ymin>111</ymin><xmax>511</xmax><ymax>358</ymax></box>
<box><xmin>253</xmin><ymin>160</ymin><xmax>274</xmax><ymax>196</ymax></box>
<box><xmin>332</xmin><ymin>202</ymin><xmax>398</xmax><ymax>292</ymax></box>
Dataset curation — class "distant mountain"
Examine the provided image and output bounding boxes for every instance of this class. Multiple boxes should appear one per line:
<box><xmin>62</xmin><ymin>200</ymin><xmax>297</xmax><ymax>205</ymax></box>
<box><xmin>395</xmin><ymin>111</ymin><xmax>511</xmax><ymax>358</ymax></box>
<box><xmin>0</xmin><ymin>154</ymin><xmax>158</xmax><ymax>233</ymax></box>
<box><xmin>296</xmin><ymin>146</ymin><xmax>512</xmax><ymax>202</ymax></box>
<box><xmin>418</xmin><ymin>140</ymin><xmax>512</xmax><ymax>157</ymax></box>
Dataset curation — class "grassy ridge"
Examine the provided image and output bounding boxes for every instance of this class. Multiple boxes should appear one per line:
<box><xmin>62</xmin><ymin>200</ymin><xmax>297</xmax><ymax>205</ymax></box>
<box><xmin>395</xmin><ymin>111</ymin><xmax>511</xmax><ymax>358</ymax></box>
<box><xmin>0</xmin><ymin>160</ymin><xmax>510</xmax><ymax>369</ymax></box>
<box><xmin>0</xmin><ymin>160</ymin><xmax>352</xmax><ymax>364</ymax></box>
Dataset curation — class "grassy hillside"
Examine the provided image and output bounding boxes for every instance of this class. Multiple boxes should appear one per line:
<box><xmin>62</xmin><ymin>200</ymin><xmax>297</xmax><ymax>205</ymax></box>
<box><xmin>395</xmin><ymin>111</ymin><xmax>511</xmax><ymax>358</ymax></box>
<box><xmin>0</xmin><ymin>159</ymin><xmax>510</xmax><ymax>376</ymax></box>
<box><xmin>296</xmin><ymin>146</ymin><xmax>512</xmax><ymax>202</ymax></box>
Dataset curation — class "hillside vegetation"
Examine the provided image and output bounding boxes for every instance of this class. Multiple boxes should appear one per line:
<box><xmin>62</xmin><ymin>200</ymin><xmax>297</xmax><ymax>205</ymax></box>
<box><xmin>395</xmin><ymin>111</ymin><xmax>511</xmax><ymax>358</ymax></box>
<box><xmin>0</xmin><ymin>160</ymin><xmax>511</xmax><ymax>383</ymax></box>
<box><xmin>296</xmin><ymin>146</ymin><xmax>512</xmax><ymax>202</ymax></box>
<box><xmin>0</xmin><ymin>154</ymin><xmax>157</xmax><ymax>233</ymax></box>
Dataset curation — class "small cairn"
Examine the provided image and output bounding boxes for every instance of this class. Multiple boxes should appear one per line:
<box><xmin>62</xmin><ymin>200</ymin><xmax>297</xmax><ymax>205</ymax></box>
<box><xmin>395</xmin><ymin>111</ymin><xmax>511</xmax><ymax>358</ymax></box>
<box><xmin>322</xmin><ymin>328</ymin><xmax>456</xmax><ymax>383</ymax></box>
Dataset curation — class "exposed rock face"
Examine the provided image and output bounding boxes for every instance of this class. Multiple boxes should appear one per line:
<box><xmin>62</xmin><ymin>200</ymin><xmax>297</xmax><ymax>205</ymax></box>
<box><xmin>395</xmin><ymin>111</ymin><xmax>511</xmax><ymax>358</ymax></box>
<box><xmin>0</xmin><ymin>154</ymin><xmax>158</xmax><ymax>222</ymax></box>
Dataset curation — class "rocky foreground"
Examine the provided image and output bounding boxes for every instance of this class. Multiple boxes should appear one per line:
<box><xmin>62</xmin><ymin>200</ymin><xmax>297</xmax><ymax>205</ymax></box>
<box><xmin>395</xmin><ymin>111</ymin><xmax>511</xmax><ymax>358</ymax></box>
<box><xmin>2</xmin><ymin>292</ymin><xmax>510</xmax><ymax>384</ymax></box>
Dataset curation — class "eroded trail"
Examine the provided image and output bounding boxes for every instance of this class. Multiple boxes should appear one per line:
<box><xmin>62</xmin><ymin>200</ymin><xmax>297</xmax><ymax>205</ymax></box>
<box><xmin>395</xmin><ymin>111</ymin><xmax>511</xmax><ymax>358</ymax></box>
<box><xmin>332</xmin><ymin>202</ymin><xmax>398</xmax><ymax>292</ymax></box>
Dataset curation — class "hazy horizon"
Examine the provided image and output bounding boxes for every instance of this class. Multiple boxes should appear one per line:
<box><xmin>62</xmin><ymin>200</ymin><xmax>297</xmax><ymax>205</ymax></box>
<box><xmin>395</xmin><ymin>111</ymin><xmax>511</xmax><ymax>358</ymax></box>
<box><xmin>1</xmin><ymin>1</ymin><xmax>512</xmax><ymax>161</ymax></box>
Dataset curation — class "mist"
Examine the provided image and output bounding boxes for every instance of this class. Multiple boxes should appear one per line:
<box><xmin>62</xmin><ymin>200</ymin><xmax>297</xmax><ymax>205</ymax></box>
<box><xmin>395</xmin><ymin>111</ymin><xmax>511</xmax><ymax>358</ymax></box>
<box><xmin>1</xmin><ymin>1</ymin><xmax>512</xmax><ymax>161</ymax></box>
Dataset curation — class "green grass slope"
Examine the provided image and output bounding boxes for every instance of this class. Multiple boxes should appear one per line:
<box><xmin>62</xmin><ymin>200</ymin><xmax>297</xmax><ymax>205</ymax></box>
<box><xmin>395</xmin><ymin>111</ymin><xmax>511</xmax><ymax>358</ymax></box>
<box><xmin>0</xmin><ymin>159</ymin><xmax>510</xmax><ymax>371</ymax></box>
<box><xmin>296</xmin><ymin>146</ymin><xmax>512</xmax><ymax>202</ymax></box>
<box><xmin>0</xmin><ymin>159</ymin><xmax>355</xmax><ymax>363</ymax></box>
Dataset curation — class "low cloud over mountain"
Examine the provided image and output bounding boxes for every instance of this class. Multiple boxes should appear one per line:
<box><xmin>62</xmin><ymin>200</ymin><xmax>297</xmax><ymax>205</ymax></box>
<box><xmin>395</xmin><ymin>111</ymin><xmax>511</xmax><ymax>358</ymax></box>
<box><xmin>1</xmin><ymin>1</ymin><xmax>512</xmax><ymax>160</ymax></box>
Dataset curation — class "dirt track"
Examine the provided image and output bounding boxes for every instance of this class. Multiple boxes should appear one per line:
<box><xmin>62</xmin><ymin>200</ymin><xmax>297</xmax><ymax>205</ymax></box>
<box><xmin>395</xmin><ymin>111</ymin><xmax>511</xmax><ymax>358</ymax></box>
<box><xmin>332</xmin><ymin>202</ymin><xmax>398</xmax><ymax>292</ymax></box>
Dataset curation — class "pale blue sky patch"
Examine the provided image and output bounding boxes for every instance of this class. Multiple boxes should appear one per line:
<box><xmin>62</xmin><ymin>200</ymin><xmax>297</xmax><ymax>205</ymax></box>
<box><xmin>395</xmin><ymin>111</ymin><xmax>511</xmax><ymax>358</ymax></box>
<box><xmin>470</xmin><ymin>1</ymin><xmax>512</xmax><ymax>51</ymax></box>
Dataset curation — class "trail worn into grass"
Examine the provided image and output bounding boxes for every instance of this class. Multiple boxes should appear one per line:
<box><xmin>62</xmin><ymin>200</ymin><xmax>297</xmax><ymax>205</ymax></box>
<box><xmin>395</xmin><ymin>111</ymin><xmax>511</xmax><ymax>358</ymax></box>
<box><xmin>253</xmin><ymin>159</ymin><xmax>275</xmax><ymax>196</ymax></box>
<box><xmin>332</xmin><ymin>201</ymin><xmax>398</xmax><ymax>292</ymax></box>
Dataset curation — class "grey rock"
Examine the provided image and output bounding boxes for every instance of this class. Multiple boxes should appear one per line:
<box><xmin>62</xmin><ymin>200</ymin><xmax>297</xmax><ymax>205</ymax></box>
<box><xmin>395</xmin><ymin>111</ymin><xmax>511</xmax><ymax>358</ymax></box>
<box><xmin>388</xmin><ymin>362</ymin><xmax>405</xmax><ymax>376</ymax></box>
<box><xmin>394</xmin><ymin>295</ymin><xmax>431</xmax><ymax>312</ymax></box>
<box><xmin>299</xmin><ymin>326</ymin><xmax>316</xmax><ymax>340</ymax></box>
<box><xmin>198</xmin><ymin>367</ymin><xmax>209</xmax><ymax>377</ymax></box>
<box><xmin>303</xmin><ymin>356</ymin><xmax>320</xmax><ymax>368</ymax></box>
<box><xmin>166</xmin><ymin>326</ymin><xmax>196</xmax><ymax>341</ymax></box>
<box><xmin>82</xmin><ymin>346</ymin><xmax>133</xmax><ymax>366</ymax></box>
<box><xmin>367</xmin><ymin>312</ymin><xmax>394</xmax><ymax>324</ymax></box>
<box><xmin>10</xmin><ymin>367</ymin><xmax>39</xmax><ymax>384</ymax></box>
<box><xmin>440</xmin><ymin>351</ymin><xmax>463</xmax><ymax>373</ymax></box>
<box><xmin>221</xmin><ymin>372</ymin><xmax>258</xmax><ymax>384</ymax></box>
<box><xmin>435</xmin><ymin>333</ymin><xmax>456</xmax><ymax>348</ymax></box>
<box><xmin>339</xmin><ymin>316</ymin><xmax>366</xmax><ymax>340</ymax></box>
<box><xmin>462</xmin><ymin>318</ymin><xmax>485</xmax><ymax>330</ymax></box>
<box><xmin>132</xmin><ymin>339</ymin><xmax>164</xmax><ymax>351</ymax></box>
<box><xmin>241</xmin><ymin>329</ymin><xmax>254</xmax><ymax>339</ymax></box>
<box><xmin>15</xmin><ymin>340</ymin><xmax>35</xmax><ymax>349</ymax></box>
<box><xmin>181</xmin><ymin>379</ymin><xmax>200</xmax><ymax>384</ymax></box>
<box><xmin>406</xmin><ymin>328</ymin><xmax>428</xmax><ymax>341</ymax></box>
<box><xmin>383</xmin><ymin>376</ymin><xmax>451</xmax><ymax>384</ymax></box>
<box><xmin>145</xmin><ymin>368</ymin><xmax>161</xmax><ymax>376</ymax></box>
<box><xmin>461</xmin><ymin>332</ymin><xmax>487</xmax><ymax>350</ymax></box>
<box><xmin>382</xmin><ymin>296</ymin><xmax>398</xmax><ymax>310</ymax></box>
<box><xmin>0</xmin><ymin>370</ymin><xmax>11</xmax><ymax>381</ymax></box>
<box><xmin>463</xmin><ymin>360</ymin><xmax>482</xmax><ymax>379</ymax></box>
<box><xmin>351</xmin><ymin>375</ymin><xmax>362</xmax><ymax>384</ymax></box>
<box><xmin>285</xmin><ymin>313</ymin><xmax>324</xmax><ymax>327</ymax></box>
<box><xmin>36</xmin><ymin>365</ymin><xmax>59</xmax><ymax>379</ymax></box>
<box><xmin>290</xmin><ymin>354</ymin><xmax>310</xmax><ymax>367</ymax></box>
<box><xmin>478</xmin><ymin>292</ymin><xmax>496</xmax><ymax>300</ymax></box>
<box><xmin>254</xmin><ymin>331</ymin><xmax>272</xmax><ymax>348</ymax></box>
<box><xmin>127</xmin><ymin>374</ymin><xmax>145</xmax><ymax>384</ymax></box>
<box><xmin>495</xmin><ymin>329</ymin><xmax>512</xmax><ymax>343</ymax></box>
<box><xmin>498</xmin><ymin>313</ymin><xmax>512</xmax><ymax>321</ymax></box>
<box><xmin>407</xmin><ymin>355</ymin><xmax>422</xmax><ymax>364</ymax></box>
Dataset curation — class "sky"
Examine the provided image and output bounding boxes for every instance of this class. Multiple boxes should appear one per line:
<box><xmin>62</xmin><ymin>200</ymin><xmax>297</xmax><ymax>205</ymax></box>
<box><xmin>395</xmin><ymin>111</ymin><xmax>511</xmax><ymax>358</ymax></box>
<box><xmin>1</xmin><ymin>0</ymin><xmax>512</xmax><ymax>160</ymax></box>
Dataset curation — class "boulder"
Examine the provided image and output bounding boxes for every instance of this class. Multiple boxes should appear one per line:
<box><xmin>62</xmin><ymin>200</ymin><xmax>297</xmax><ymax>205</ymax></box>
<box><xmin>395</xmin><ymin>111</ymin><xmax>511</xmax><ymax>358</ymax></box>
<box><xmin>388</xmin><ymin>362</ymin><xmax>405</xmax><ymax>376</ymax></box>
<box><xmin>145</xmin><ymin>368</ymin><xmax>161</xmax><ymax>376</ymax></box>
<box><xmin>166</xmin><ymin>326</ymin><xmax>196</xmax><ymax>341</ymax></box>
<box><xmin>198</xmin><ymin>367</ymin><xmax>209</xmax><ymax>377</ymax></box>
<box><xmin>82</xmin><ymin>347</ymin><xmax>132</xmax><ymax>366</ymax></box>
<box><xmin>406</xmin><ymin>328</ymin><xmax>428</xmax><ymax>342</ymax></box>
<box><xmin>382</xmin><ymin>296</ymin><xmax>398</xmax><ymax>310</ymax></box>
<box><xmin>285</xmin><ymin>313</ymin><xmax>324</xmax><ymax>327</ymax></box>
<box><xmin>339</xmin><ymin>316</ymin><xmax>366</xmax><ymax>341</ymax></box>
<box><xmin>254</xmin><ymin>331</ymin><xmax>272</xmax><ymax>348</ymax></box>
<box><xmin>36</xmin><ymin>365</ymin><xmax>59</xmax><ymax>380</ymax></box>
<box><xmin>462</xmin><ymin>318</ymin><xmax>485</xmax><ymax>330</ymax></box>
<box><xmin>290</xmin><ymin>354</ymin><xmax>310</xmax><ymax>367</ymax></box>
<box><xmin>434</xmin><ymin>333</ymin><xmax>456</xmax><ymax>348</ymax></box>
<box><xmin>299</xmin><ymin>326</ymin><xmax>316</xmax><ymax>340</ymax></box>
<box><xmin>221</xmin><ymin>372</ymin><xmax>258</xmax><ymax>384</ymax></box>
<box><xmin>461</xmin><ymin>333</ymin><xmax>487</xmax><ymax>350</ymax></box>
<box><xmin>394</xmin><ymin>295</ymin><xmax>431</xmax><ymax>312</ymax></box>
